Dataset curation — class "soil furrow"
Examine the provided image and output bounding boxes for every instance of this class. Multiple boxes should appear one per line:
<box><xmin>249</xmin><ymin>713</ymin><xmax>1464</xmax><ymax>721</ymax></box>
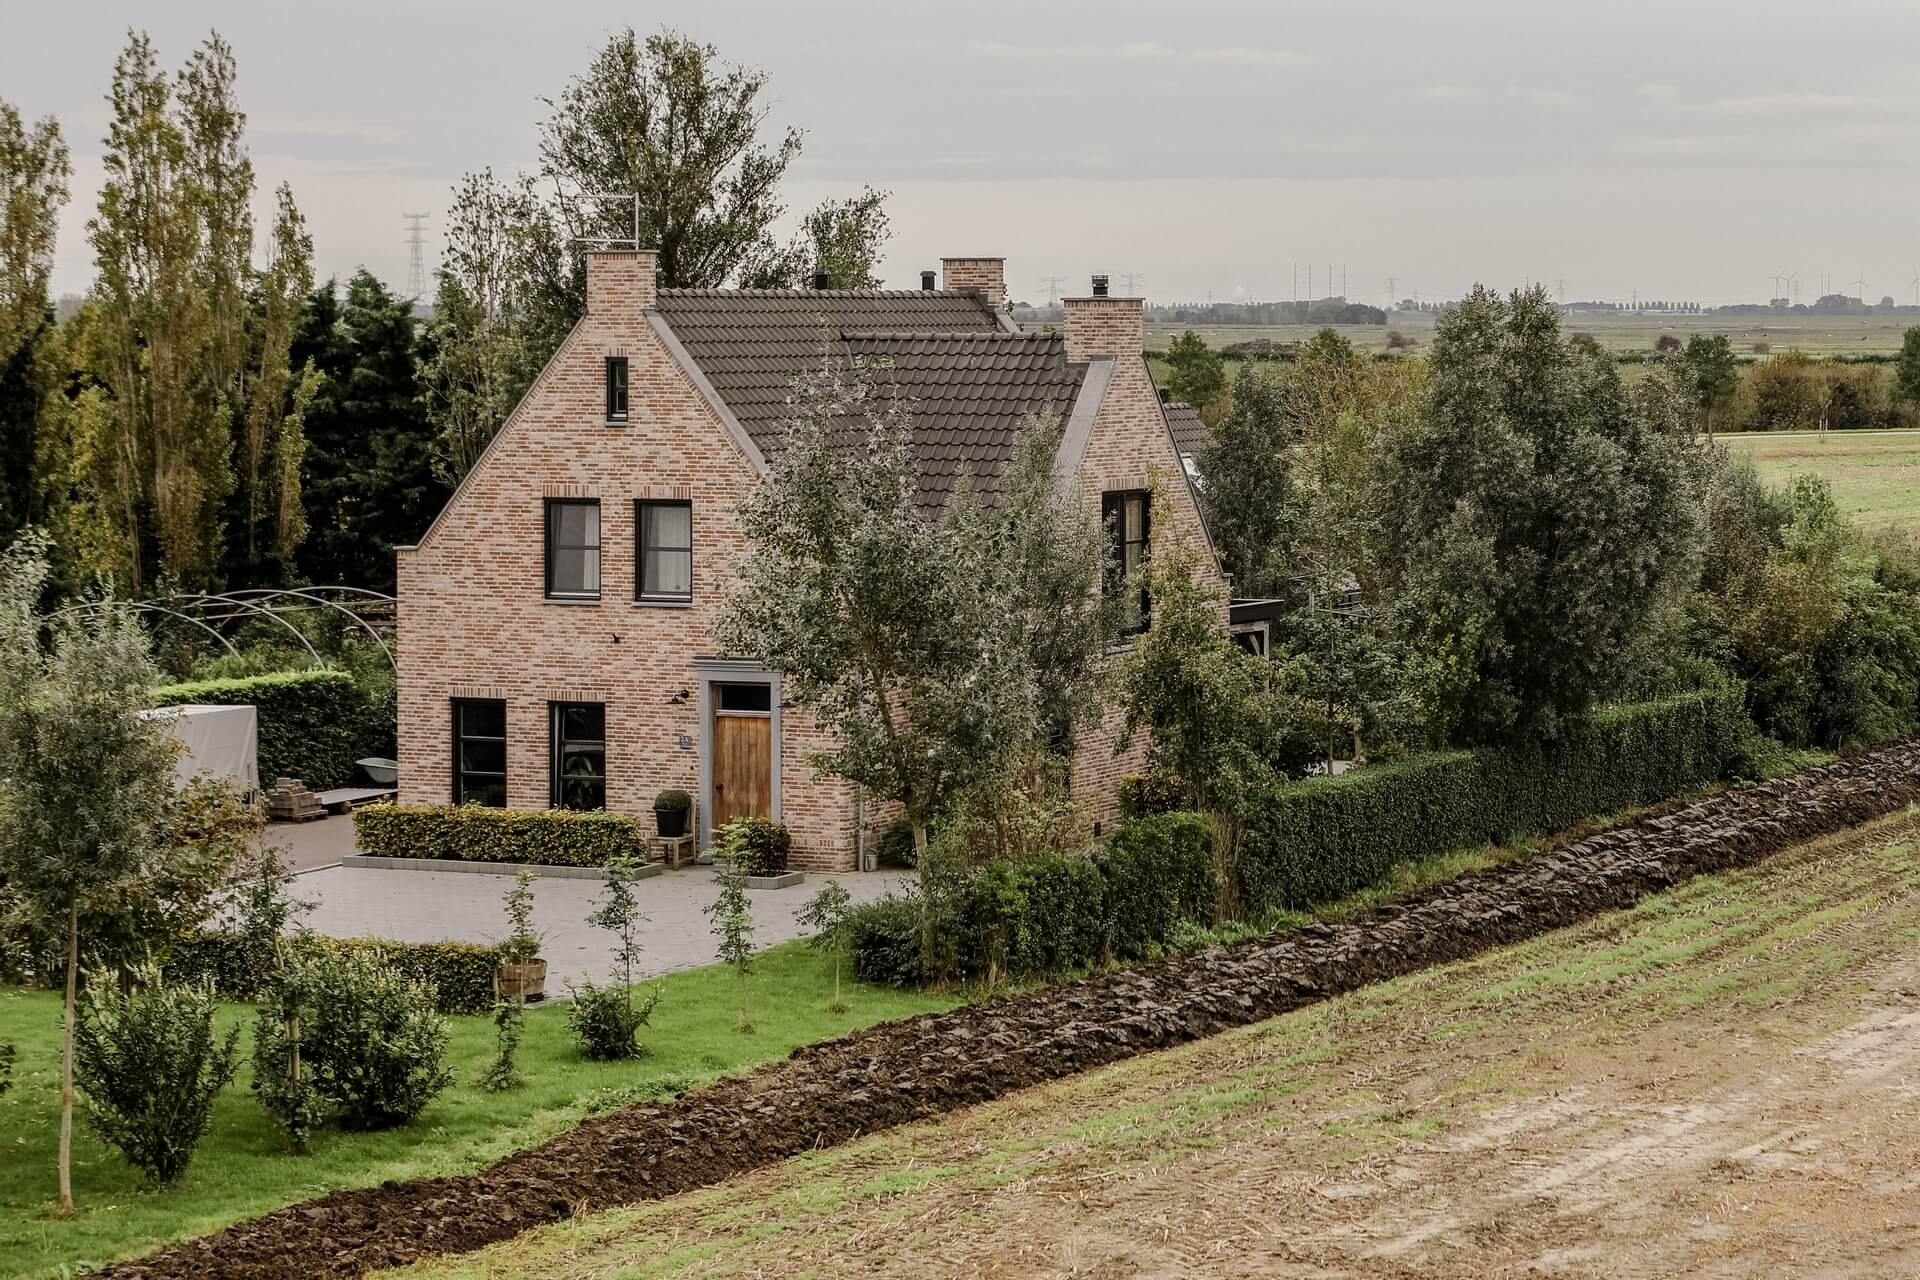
<box><xmin>99</xmin><ymin>740</ymin><xmax>1920</xmax><ymax>1280</ymax></box>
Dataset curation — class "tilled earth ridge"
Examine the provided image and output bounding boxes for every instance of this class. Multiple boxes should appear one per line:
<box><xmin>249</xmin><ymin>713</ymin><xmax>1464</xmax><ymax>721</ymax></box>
<box><xmin>101</xmin><ymin>740</ymin><xmax>1920</xmax><ymax>1280</ymax></box>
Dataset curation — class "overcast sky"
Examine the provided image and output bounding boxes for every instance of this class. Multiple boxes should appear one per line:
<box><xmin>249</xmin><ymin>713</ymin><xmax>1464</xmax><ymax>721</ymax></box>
<box><xmin>8</xmin><ymin>0</ymin><xmax>1920</xmax><ymax>307</ymax></box>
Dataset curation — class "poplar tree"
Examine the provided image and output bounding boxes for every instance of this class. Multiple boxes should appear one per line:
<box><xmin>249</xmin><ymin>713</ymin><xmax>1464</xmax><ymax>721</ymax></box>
<box><xmin>0</xmin><ymin>99</ymin><xmax>70</xmax><ymax>547</ymax></box>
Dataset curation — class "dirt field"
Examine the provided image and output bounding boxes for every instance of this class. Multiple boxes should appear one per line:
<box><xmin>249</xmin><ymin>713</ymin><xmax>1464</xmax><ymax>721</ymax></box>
<box><xmin>395</xmin><ymin>806</ymin><xmax>1920</xmax><ymax>1280</ymax></box>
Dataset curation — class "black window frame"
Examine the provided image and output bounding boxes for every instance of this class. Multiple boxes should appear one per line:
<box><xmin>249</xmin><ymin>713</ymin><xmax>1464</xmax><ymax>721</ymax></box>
<box><xmin>549</xmin><ymin>700</ymin><xmax>607</xmax><ymax>811</ymax></box>
<box><xmin>1101</xmin><ymin>489</ymin><xmax>1152</xmax><ymax>634</ymax></box>
<box><xmin>452</xmin><ymin>698</ymin><xmax>508</xmax><ymax>808</ymax></box>
<box><xmin>544</xmin><ymin>498</ymin><xmax>602</xmax><ymax>601</ymax></box>
<box><xmin>604</xmin><ymin>355</ymin><xmax>630</xmax><ymax>423</ymax></box>
<box><xmin>634</xmin><ymin>498</ymin><xmax>694</xmax><ymax>602</ymax></box>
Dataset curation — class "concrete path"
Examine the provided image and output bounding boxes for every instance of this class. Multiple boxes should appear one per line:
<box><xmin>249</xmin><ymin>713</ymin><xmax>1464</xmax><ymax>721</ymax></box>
<box><xmin>259</xmin><ymin>813</ymin><xmax>360</xmax><ymax>873</ymax></box>
<box><xmin>289</xmin><ymin>861</ymin><xmax>914</xmax><ymax>986</ymax></box>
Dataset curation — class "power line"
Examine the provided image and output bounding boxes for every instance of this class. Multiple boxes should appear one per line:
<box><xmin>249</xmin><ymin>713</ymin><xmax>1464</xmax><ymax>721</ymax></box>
<box><xmin>1119</xmin><ymin>271</ymin><xmax>1146</xmax><ymax>294</ymax></box>
<box><xmin>1038</xmin><ymin>275</ymin><xmax>1068</xmax><ymax>306</ymax></box>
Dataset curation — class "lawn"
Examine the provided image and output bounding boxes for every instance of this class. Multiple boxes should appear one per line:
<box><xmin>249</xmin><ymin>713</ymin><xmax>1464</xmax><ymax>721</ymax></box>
<box><xmin>0</xmin><ymin>941</ymin><xmax>956</xmax><ymax>1279</ymax></box>
<box><xmin>1718</xmin><ymin>428</ymin><xmax>1920</xmax><ymax>533</ymax></box>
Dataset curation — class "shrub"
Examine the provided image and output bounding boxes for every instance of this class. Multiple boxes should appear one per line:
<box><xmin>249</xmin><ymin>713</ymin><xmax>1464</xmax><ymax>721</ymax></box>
<box><xmin>876</xmin><ymin>816</ymin><xmax>918</xmax><ymax>868</ymax></box>
<box><xmin>1237</xmin><ymin>688</ymin><xmax>1748</xmax><ymax>914</ymax></box>
<box><xmin>353</xmin><ymin>804</ymin><xmax>646</xmax><ymax>867</ymax></box>
<box><xmin>168</xmin><ymin>932</ymin><xmax>502</xmax><ymax>1015</ymax></box>
<box><xmin>73</xmin><ymin>965</ymin><xmax>239</xmax><ymax>1183</ymax></box>
<box><xmin>0</xmin><ymin>1041</ymin><xmax>12</xmax><ymax>1097</ymax></box>
<box><xmin>983</xmin><ymin>856</ymin><xmax>1107</xmax><ymax>978</ymax></box>
<box><xmin>297</xmin><ymin>947</ymin><xmax>453</xmax><ymax>1130</ymax></box>
<box><xmin>652</xmin><ymin>789</ymin><xmax>692</xmax><ymax>814</ymax></box>
<box><xmin>564</xmin><ymin>977</ymin><xmax>661</xmax><ymax>1060</ymax></box>
<box><xmin>725</xmin><ymin>817</ymin><xmax>791</xmax><ymax>876</ymax></box>
<box><xmin>151</xmin><ymin>669</ymin><xmax>386</xmax><ymax>791</ymax></box>
<box><xmin>1116</xmin><ymin>773</ymin><xmax>1186</xmax><ymax>820</ymax></box>
<box><xmin>1100</xmin><ymin>812</ymin><xmax>1218</xmax><ymax>957</ymax></box>
<box><xmin>846</xmin><ymin>896</ymin><xmax>923</xmax><ymax>987</ymax></box>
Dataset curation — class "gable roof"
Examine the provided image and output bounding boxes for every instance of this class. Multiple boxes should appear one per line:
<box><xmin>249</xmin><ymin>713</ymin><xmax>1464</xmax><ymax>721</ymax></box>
<box><xmin>654</xmin><ymin>289</ymin><xmax>1087</xmax><ymax>511</ymax></box>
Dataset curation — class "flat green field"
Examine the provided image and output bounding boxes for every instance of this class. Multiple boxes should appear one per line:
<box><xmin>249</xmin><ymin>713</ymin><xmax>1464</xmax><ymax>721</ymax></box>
<box><xmin>1143</xmin><ymin>308</ymin><xmax>1918</xmax><ymax>359</ymax></box>
<box><xmin>1718</xmin><ymin>429</ymin><xmax>1920</xmax><ymax>533</ymax></box>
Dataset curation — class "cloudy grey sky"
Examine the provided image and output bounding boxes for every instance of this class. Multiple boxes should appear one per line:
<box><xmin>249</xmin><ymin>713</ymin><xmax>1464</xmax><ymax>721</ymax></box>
<box><xmin>8</xmin><ymin>0</ymin><xmax>1920</xmax><ymax>307</ymax></box>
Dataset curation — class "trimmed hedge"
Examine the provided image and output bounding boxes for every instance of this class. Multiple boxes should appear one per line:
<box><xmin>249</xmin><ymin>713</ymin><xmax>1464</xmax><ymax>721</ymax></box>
<box><xmin>1099</xmin><ymin>811</ymin><xmax>1219</xmax><ymax>959</ymax></box>
<box><xmin>152</xmin><ymin>669</ymin><xmax>389</xmax><ymax>791</ymax></box>
<box><xmin>166</xmin><ymin>932</ymin><xmax>500</xmax><ymax>1015</ymax></box>
<box><xmin>353</xmin><ymin>804</ymin><xmax>647</xmax><ymax>867</ymax></box>
<box><xmin>1238</xmin><ymin>687</ymin><xmax>1750</xmax><ymax>914</ymax></box>
<box><xmin>849</xmin><ymin>809</ymin><xmax>1219</xmax><ymax>986</ymax></box>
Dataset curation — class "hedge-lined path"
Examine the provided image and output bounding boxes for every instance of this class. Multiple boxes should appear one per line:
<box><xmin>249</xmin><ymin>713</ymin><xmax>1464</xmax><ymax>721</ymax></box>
<box><xmin>285</xmin><ymin>860</ymin><xmax>913</xmax><ymax>986</ymax></box>
<box><xmin>102</xmin><ymin>740</ymin><xmax>1920</xmax><ymax>1280</ymax></box>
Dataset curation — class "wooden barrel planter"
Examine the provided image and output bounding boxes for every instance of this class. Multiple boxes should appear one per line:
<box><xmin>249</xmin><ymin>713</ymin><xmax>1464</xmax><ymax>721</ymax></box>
<box><xmin>496</xmin><ymin>959</ymin><xmax>548</xmax><ymax>1003</ymax></box>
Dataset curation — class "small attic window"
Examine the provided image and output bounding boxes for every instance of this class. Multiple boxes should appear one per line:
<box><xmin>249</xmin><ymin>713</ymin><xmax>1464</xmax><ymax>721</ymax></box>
<box><xmin>605</xmin><ymin>356</ymin><xmax>630</xmax><ymax>423</ymax></box>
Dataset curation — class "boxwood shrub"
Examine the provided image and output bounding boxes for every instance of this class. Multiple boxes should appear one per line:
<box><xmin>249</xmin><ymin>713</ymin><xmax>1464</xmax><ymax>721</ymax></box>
<box><xmin>152</xmin><ymin>669</ymin><xmax>389</xmax><ymax>791</ymax></box>
<box><xmin>1238</xmin><ymin>687</ymin><xmax>1750</xmax><ymax>914</ymax></box>
<box><xmin>846</xmin><ymin>896</ymin><xmax>924</xmax><ymax>987</ymax></box>
<box><xmin>167</xmin><ymin>932</ymin><xmax>501</xmax><ymax>1015</ymax></box>
<box><xmin>353</xmin><ymin>804</ymin><xmax>647</xmax><ymax>867</ymax></box>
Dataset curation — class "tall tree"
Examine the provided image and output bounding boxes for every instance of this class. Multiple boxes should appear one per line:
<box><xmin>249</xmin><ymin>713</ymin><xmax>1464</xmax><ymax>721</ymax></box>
<box><xmin>418</xmin><ymin>170</ymin><xmax>571</xmax><ymax>482</ymax></box>
<box><xmin>0</xmin><ymin>98</ymin><xmax>70</xmax><ymax>549</ymax></box>
<box><xmin>0</xmin><ymin>537</ymin><xmax>178</xmax><ymax>1215</ymax></box>
<box><xmin>538</xmin><ymin>28</ymin><xmax>805</xmax><ymax>289</ymax></box>
<box><xmin>1896</xmin><ymin>326</ymin><xmax>1920</xmax><ymax>412</ymax></box>
<box><xmin>1373</xmin><ymin>286</ymin><xmax>1706</xmax><ymax>744</ymax></box>
<box><xmin>176</xmin><ymin>34</ymin><xmax>253</xmax><ymax>400</ymax></box>
<box><xmin>749</xmin><ymin>185</ymin><xmax>892</xmax><ymax>289</ymax></box>
<box><xmin>1195</xmin><ymin>363</ymin><xmax>1300</xmax><ymax>600</ymax></box>
<box><xmin>236</xmin><ymin>182</ymin><xmax>319</xmax><ymax>575</ymax></box>
<box><xmin>294</xmin><ymin>270</ymin><xmax>445</xmax><ymax>589</ymax></box>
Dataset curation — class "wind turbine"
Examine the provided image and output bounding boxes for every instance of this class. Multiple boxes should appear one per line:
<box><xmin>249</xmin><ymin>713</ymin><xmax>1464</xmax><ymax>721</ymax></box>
<box><xmin>1783</xmin><ymin>271</ymin><xmax>1801</xmax><ymax>306</ymax></box>
<box><xmin>1764</xmin><ymin>272</ymin><xmax>1784</xmax><ymax>302</ymax></box>
<box><xmin>1908</xmin><ymin>266</ymin><xmax>1918</xmax><ymax>306</ymax></box>
<box><xmin>1851</xmin><ymin>270</ymin><xmax>1867</xmax><ymax>302</ymax></box>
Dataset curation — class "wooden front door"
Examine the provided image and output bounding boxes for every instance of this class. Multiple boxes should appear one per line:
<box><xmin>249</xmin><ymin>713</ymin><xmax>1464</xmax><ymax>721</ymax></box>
<box><xmin>712</xmin><ymin>711</ymin><xmax>772</xmax><ymax>828</ymax></box>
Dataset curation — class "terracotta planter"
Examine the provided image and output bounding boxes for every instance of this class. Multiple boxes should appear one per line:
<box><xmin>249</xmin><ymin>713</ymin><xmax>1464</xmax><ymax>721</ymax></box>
<box><xmin>496</xmin><ymin>958</ymin><xmax>548</xmax><ymax>1003</ymax></box>
<box><xmin>654</xmin><ymin>808</ymin><xmax>689</xmax><ymax>838</ymax></box>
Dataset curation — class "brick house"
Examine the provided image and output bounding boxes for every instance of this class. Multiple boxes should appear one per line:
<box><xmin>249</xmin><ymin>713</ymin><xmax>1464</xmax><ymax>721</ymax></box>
<box><xmin>395</xmin><ymin>251</ymin><xmax>1224</xmax><ymax>870</ymax></box>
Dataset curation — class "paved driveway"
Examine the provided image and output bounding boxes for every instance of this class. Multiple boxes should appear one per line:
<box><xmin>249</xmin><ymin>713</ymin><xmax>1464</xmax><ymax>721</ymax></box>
<box><xmin>288</xmin><ymin>861</ymin><xmax>913</xmax><ymax>987</ymax></box>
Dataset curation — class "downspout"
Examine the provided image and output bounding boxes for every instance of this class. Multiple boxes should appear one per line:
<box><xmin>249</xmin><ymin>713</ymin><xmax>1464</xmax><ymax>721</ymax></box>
<box><xmin>856</xmin><ymin>784</ymin><xmax>870</xmax><ymax>871</ymax></box>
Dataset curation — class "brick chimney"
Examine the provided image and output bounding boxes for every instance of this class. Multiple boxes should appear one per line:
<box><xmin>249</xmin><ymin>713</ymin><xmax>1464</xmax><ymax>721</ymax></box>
<box><xmin>1063</xmin><ymin>274</ymin><xmax>1143</xmax><ymax>363</ymax></box>
<box><xmin>941</xmin><ymin>256</ymin><xmax>1006</xmax><ymax>308</ymax></box>
<box><xmin>586</xmin><ymin>248</ymin><xmax>658</xmax><ymax>317</ymax></box>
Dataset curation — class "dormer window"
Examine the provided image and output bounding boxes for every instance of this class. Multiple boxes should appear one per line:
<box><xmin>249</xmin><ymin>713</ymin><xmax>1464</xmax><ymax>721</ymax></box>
<box><xmin>605</xmin><ymin>356</ymin><xmax>630</xmax><ymax>423</ymax></box>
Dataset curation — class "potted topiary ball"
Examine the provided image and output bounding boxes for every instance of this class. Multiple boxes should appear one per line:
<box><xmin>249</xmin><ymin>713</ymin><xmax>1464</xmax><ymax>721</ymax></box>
<box><xmin>496</xmin><ymin>869</ymin><xmax>547</xmax><ymax>1002</ymax></box>
<box><xmin>653</xmin><ymin>789</ymin><xmax>693</xmax><ymax>838</ymax></box>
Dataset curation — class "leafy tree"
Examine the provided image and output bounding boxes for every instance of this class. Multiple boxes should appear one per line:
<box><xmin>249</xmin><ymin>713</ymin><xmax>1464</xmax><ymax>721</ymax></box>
<box><xmin>236</xmin><ymin>183</ymin><xmax>321</xmax><ymax>578</ymax></box>
<box><xmin>1373</xmin><ymin>285</ymin><xmax>1705</xmax><ymax>744</ymax></box>
<box><xmin>1195</xmin><ymin>364</ymin><xmax>1300</xmax><ymax>600</ymax></box>
<box><xmin>73</xmin><ymin>963</ymin><xmax>239</xmax><ymax>1184</ymax></box>
<box><xmin>1116</xmin><ymin>518</ymin><xmax>1315</xmax><ymax>918</ymax></box>
<box><xmin>1163</xmin><ymin>330</ymin><xmax>1227</xmax><ymax>419</ymax></box>
<box><xmin>292</xmin><ymin>270</ymin><xmax>445</xmax><ymax>589</ymax></box>
<box><xmin>1679</xmin><ymin>333</ymin><xmax>1740</xmax><ymax>437</ymax></box>
<box><xmin>0</xmin><ymin>99</ymin><xmax>69</xmax><ymax>371</ymax></box>
<box><xmin>0</xmin><ymin>535</ymin><xmax>178</xmax><ymax>1214</ymax></box>
<box><xmin>481</xmin><ymin>868</ymin><xmax>538</xmax><ymax>1091</ymax></box>
<box><xmin>1897</xmin><ymin>326</ymin><xmax>1920</xmax><ymax>410</ymax></box>
<box><xmin>753</xmin><ymin>185</ymin><xmax>892</xmax><ymax>289</ymax></box>
<box><xmin>419</xmin><ymin>169</ymin><xmax>573</xmax><ymax>483</ymax></box>
<box><xmin>0</xmin><ymin>97</ymin><xmax>68</xmax><ymax>544</ymax></box>
<box><xmin>717</xmin><ymin>361</ymin><xmax>1114</xmax><ymax>857</ymax></box>
<box><xmin>707</xmin><ymin>823</ymin><xmax>757</xmax><ymax>1032</ymax></box>
<box><xmin>798</xmin><ymin>880</ymin><xmax>853</xmax><ymax>1013</ymax></box>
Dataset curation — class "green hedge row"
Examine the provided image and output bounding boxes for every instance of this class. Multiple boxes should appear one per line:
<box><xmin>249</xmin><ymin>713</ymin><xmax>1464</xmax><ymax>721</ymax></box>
<box><xmin>353</xmin><ymin>804</ymin><xmax>648</xmax><ymax>867</ymax></box>
<box><xmin>1238</xmin><ymin>687</ymin><xmax>1750</xmax><ymax>914</ymax></box>
<box><xmin>167</xmin><ymin>932</ymin><xmax>501</xmax><ymax>1015</ymax></box>
<box><xmin>152</xmin><ymin>669</ymin><xmax>390</xmax><ymax>791</ymax></box>
<box><xmin>851</xmin><ymin>811</ymin><xmax>1218</xmax><ymax>986</ymax></box>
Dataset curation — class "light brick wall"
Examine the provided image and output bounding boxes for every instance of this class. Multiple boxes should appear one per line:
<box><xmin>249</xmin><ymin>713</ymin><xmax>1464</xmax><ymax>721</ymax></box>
<box><xmin>1064</xmin><ymin>293</ymin><xmax>1230</xmax><ymax>833</ymax></box>
<box><xmin>396</xmin><ymin>256</ymin><xmax>1222</xmax><ymax>869</ymax></box>
<box><xmin>396</xmin><ymin>249</ymin><xmax>857</xmax><ymax>870</ymax></box>
<box><xmin>940</xmin><ymin>257</ymin><xmax>1006</xmax><ymax>308</ymax></box>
